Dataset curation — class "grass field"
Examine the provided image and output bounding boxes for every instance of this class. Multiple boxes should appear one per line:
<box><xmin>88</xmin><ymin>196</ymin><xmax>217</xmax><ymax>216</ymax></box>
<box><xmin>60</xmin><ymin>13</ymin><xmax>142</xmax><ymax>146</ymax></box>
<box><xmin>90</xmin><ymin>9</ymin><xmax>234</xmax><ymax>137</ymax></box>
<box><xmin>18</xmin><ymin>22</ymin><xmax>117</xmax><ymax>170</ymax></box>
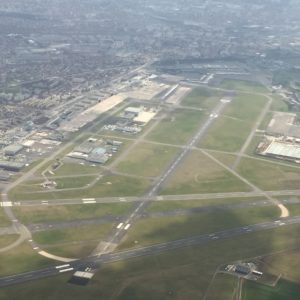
<box><xmin>181</xmin><ymin>87</ymin><xmax>222</xmax><ymax>109</ymax></box>
<box><xmin>0</xmin><ymin>208</ymin><xmax>10</xmax><ymax>227</ymax></box>
<box><xmin>42</xmin><ymin>241</ymin><xmax>99</xmax><ymax>258</ymax></box>
<box><xmin>199</xmin><ymin>116</ymin><xmax>252</xmax><ymax>152</ymax></box>
<box><xmin>223</xmin><ymin>93</ymin><xmax>268</xmax><ymax>123</ymax></box>
<box><xmin>237</xmin><ymin>157</ymin><xmax>300</xmax><ymax>190</ymax></box>
<box><xmin>13</xmin><ymin>203</ymin><xmax>133</xmax><ymax>224</ymax></box>
<box><xmin>118</xmin><ymin>206</ymin><xmax>280</xmax><ymax>250</ymax></box>
<box><xmin>161</xmin><ymin>150</ymin><xmax>250</xmax><ymax>195</ymax></box>
<box><xmin>259</xmin><ymin>249</ymin><xmax>300</xmax><ymax>283</ymax></box>
<box><xmin>3</xmin><ymin>223</ymin><xmax>300</xmax><ymax>300</ymax></box>
<box><xmin>14</xmin><ymin>175</ymin><xmax>99</xmax><ymax>194</ymax></box>
<box><xmin>0</xmin><ymin>235</ymin><xmax>19</xmax><ymax>248</ymax></box>
<box><xmin>146</xmin><ymin>108</ymin><xmax>206</xmax><ymax>145</ymax></box>
<box><xmin>205</xmin><ymin>273</ymin><xmax>237</xmax><ymax>300</ymax></box>
<box><xmin>245</xmin><ymin>135</ymin><xmax>262</xmax><ymax>156</ymax></box>
<box><xmin>33</xmin><ymin>223</ymin><xmax>114</xmax><ymax>246</ymax></box>
<box><xmin>9</xmin><ymin>174</ymin><xmax>150</xmax><ymax>201</ymax></box>
<box><xmin>242</xmin><ymin>279</ymin><xmax>300</xmax><ymax>300</ymax></box>
<box><xmin>48</xmin><ymin>162</ymin><xmax>103</xmax><ymax>177</ymax></box>
<box><xmin>258</xmin><ymin>111</ymin><xmax>273</xmax><ymax>130</ymax></box>
<box><xmin>198</xmin><ymin>91</ymin><xmax>268</xmax><ymax>152</ymax></box>
<box><xmin>285</xmin><ymin>204</ymin><xmax>300</xmax><ymax>216</ymax></box>
<box><xmin>220</xmin><ymin>79</ymin><xmax>268</xmax><ymax>94</ymax></box>
<box><xmin>147</xmin><ymin>197</ymin><xmax>268</xmax><ymax>213</ymax></box>
<box><xmin>0</xmin><ymin>243</ymin><xmax>54</xmax><ymax>277</ymax></box>
<box><xmin>54</xmin><ymin>175</ymin><xmax>96</xmax><ymax>189</ymax></box>
<box><xmin>115</xmin><ymin>142</ymin><xmax>178</xmax><ymax>177</ymax></box>
<box><xmin>271</xmin><ymin>94</ymin><xmax>289</xmax><ymax>112</ymax></box>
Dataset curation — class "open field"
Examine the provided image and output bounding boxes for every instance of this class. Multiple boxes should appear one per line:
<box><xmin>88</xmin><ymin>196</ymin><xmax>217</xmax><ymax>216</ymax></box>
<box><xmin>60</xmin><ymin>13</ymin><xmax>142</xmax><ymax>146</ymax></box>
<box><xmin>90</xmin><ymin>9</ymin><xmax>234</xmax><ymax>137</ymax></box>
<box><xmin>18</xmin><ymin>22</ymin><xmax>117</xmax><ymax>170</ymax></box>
<box><xmin>237</xmin><ymin>157</ymin><xmax>300</xmax><ymax>190</ymax></box>
<box><xmin>223</xmin><ymin>93</ymin><xmax>268</xmax><ymax>123</ymax></box>
<box><xmin>245</xmin><ymin>135</ymin><xmax>262</xmax><ymax>156</ymax></box>
<box><xmin>0</xmin><ymin>243</ymin><xmax>54</xmax><ymax>277</ymax></box>
<box><xmin>147</xmin><ymin>197</ymin><xmax>268</xmax><ymax>213</ymax></box>
<box><xmin>181</xmin><ymin>87</ymin><xmax>222</xmax><ymax>109</ymax></box>
<box><xmin>220</xmin><ymin>79</ymin><xmax>268</xmax><ymax>94</ymax></box>
<box><xmin>9</xmin><ymin>174</ymin><xmax>150</xmax><ymax>201</ymax></box>
<box><xmin>0</xmin><ymin>208</ymin><xmax>10</xmax><ymax>227</ymax></box>
<box><xmin>258</xmin><ymin>111</ymin><xmax>273</xmax><ymax>130</ymax></box>
<box><xmin>259</xmin><ymin>249</ymin><xmax>300</xmax><ymax>283</ymax></box>
<box><xmin>198</xmin><ymin>91</ymin><xmax>268</xmax><ymax>152</ymax></box>
<box><xmin>47</xmin><ymin>162</ymin><xmax>103</xmax><ymax>177</ymax></box>
<box><xmin>3</xmin><ymin>223</ymin><xmax>300</xmax><ymax>300</ymax></box>
<box><xmin>199</xmin><ymin>116</ymin><xmax>252</xmax><ymax>152</ymax></box>
<box><xmin>161</xmin><ymin>151</ymin><xmax>251</xmax><ymax>195</ymax></box>
<box><xmin>205</xmin><ymin>273</ymin><xmax>237</xmax><ymax>300</ymax></box>
<box><xmin>146</xmin><ymin>108</ymin><xmax>206</xmax><ymax>145</ymax></box>
<box><xmin>54</xmin><ymin>175</ymin><xmax>97</xmax><ymax>189</ymax></box>
<box><xmin>242</xmin><ymin>279</ymin><xmax>300</xmax><ymax>300</ymax></box>
<box><xmin>42</xmin><ymin>241</ymin><xmax>99</xmax><ymax>258</ymax></box>
<box><xmin>285</xmin><ymin>204</ymin><xmax>300</xmax><ymax>216</ymax></box>
<box><xmin>115</xmin><ymin>142</ymin><xmax>178</xmax><ymax>177</ymax></box>
<box><xmin>18</xmin><ymin>176</ymin><xmax>98</xmax><ymax>193</ymax></box>
<box><xmin>0</xmin><ymin>235</ymin><xmax>20</xmax><ymax>248</ymax></box>
<box><xmin>118</xmin><ymin>206</ymin><xmax>280</xmax><ymax>250</ymax></box>
<box><xmin>13</xmin><ymin>203</ymin><xmax>133</xmax><ymax>224</ymax></box>
<box><xmin>33</xmin><ymin>223</ymin><xmax>114</xmax><ymax>246</ymax></box>
<box><xmin>271</xmin><ymin>94</ymin><xmax>289</xmax><ymax>112</ymax></box>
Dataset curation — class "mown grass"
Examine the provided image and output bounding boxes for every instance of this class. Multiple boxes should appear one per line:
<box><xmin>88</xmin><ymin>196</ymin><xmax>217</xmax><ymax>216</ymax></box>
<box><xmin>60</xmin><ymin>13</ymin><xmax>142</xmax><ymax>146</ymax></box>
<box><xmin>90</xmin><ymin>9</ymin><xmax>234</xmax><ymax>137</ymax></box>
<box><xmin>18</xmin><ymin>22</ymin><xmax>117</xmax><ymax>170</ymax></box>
<box><xmin>3</xmin><ymin>224</ymin><xmax>300</xmax><ymax>299</ymax></box>
<box><xmin>118</xmin><ymin>206</ymin><xmax>280</xmax><ymax>250</ymax></box>
<box><xmin>200</xmin><ymin>116</ymin><xmax>253</xmax><ymax>152</ymax></box>
<box><xmin>237</xmin><ymin>157</ymin><xmax>300</xmax><ymax>190</ymax></box>
<box><xmin>13</xmin><ymin>202</ymin><xmax>133</xmax><ymax>224</ymax></box>
<box><xmin>115</xmin><ymin>142</ymin><xmax>178</xmax><ymax>177</ymax></box>
<box><xmin>146</xmin><ymin>108</ymin><xmax>206</xmax><ymax>145</ymax></box>
<box><xmin>9</xmin><ymin>174</ymin><xmax>150</xmax><ymax>201</ymax></box>
<box><xmin>33</xmin><ymin>223</ymin><xmax>114</xmax><ymax>245</ymax></box>
<box><xmin>205</xmin><ymin>273</ymin><xmax>237</xmax><ymax>300</ymax></box>
<box><xmin>181</xmin><ymin>87</ymin><xmax>222</xmax><ymax>109</ymax></box>
<box><xmin>242</xmin><ymin>279</ymin><xmax>300</xmax><ymax>300</ymax></box>
<box><xmin>147</xmin><ymin>197</ymin><xmax>268</xmax><ymax>213</ymax></box>
<box><xmin>161</xmin><ymin>150</ymin><xmax>250</xmax><ymax>195</ymax></box>
<box><xmin>220</xmin><ymin>79</ymin><xmax>268</xmax><ymax>94</ymax></box>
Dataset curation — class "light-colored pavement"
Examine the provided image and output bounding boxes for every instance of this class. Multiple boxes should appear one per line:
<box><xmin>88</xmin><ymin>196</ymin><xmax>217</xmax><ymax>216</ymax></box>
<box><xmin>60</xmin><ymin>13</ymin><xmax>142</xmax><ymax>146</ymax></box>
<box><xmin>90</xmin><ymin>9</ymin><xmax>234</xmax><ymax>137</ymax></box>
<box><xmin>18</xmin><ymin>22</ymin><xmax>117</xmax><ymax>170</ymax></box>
<box><xmin>232</xmin><ymin>95</ymin><xmax>273</xmax><ymax>170</ymax></box>
<box><xmin>1</xmin><ymin>214</ymin><xmax>300</xmax><ymax>287</ymax></box>
<box><xmin>90</xmin><ymin>98</ymin><xmax>231</xmax><ymax>257</ymax></box>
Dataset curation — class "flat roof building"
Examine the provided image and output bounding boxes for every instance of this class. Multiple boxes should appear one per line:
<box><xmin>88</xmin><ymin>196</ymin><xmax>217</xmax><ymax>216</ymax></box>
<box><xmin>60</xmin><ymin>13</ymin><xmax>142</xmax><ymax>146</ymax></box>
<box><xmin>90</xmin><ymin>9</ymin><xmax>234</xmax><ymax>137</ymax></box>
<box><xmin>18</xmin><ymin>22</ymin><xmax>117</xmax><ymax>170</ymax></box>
<box><xmin>267</xmin><ymin>112</ymin><xmax>300</xmax><ymax>139</ymax></box>
<box><xmin>0</xmin><ymin>161</ymin><xmax>25</xmax><ymax>171</ymax></box>
<box><xmin>4</xmin><ymin>144</ymin><xmax>24</xmax><ymax>156</ymax></box>
<box><xmin>263</xmin><ymin>141</ymin><xmax>300</xmax><ymax>160</ymax></box>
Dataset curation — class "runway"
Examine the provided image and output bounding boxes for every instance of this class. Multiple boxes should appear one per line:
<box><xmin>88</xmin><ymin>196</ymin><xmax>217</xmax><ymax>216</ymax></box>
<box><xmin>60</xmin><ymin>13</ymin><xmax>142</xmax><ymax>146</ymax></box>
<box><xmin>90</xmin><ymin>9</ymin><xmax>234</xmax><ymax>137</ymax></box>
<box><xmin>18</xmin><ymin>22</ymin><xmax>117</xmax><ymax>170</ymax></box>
<box><xmin>1</xmin><ymin>214</ymin><xmax>300</xmax><ymax>288</ymax></box>
<box><xmin>4</xmin><ymin>190</ymin><xmax>300</xmax><ymax>207</ymax></box>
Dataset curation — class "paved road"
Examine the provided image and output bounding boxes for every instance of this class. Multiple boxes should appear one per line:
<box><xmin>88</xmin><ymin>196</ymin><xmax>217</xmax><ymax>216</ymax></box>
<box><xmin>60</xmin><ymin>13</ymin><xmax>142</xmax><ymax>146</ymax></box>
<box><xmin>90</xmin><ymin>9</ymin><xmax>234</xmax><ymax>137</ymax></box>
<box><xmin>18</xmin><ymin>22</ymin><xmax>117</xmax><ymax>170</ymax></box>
<box><xmin>232</xmin><ymin>94</ymin><xmax>272</xmax><ymax>170</ymax></box>
<box><xmin>25</xmin><ymin>197</ymin><xmax>300</xmax><ymax>233</ymax></box>
<box><xmin>0</xmin><ymin>101</ymin><xmax>130</xmax><ymax>253</ymax></box>
<box><xmin>91</xmin><ymin>98</ymin><xmax>231</xmax><ymax>255</ymax></box>
<box><xmin>1</xmin><ymin>214</ymin><xmax>300</xmax><ymax>288</ymax></box>
<box><xmin>5</xmin><ymin>190</ymin><xmax>300</xmax><ymax>207</ymax></box>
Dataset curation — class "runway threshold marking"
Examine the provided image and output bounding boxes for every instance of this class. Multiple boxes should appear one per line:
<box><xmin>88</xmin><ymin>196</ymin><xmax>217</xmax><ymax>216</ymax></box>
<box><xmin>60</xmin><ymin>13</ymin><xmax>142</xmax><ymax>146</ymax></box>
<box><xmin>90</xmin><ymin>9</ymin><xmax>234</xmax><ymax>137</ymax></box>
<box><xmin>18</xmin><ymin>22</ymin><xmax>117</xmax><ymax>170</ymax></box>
<box><xmin>59</xmin><ymin>268</ymin><xmax>74</xmax><ymax>273</ymax></box>
<box><xmin>117</xmin><ymin>223</ymin><xmax>124</xmax><ymax>229</ymax></box>
<box><xmin>82</xmin><ymin>198</ymin><xmax>96</xmax><ymax>204</ymax></box>
<box><xmin>124</xmin><ymin>224</ymin><xmax>131</xmax><ymax>230</ymax></box>
<box><xmin>55</xmin><ymin>264</ymin><xmax>70</xmax><ymax>269</ymax></box>
<box><xmin>1</xmin><ymin>202</ymin><xmax>12</xmax><ymax>207</ymax></box>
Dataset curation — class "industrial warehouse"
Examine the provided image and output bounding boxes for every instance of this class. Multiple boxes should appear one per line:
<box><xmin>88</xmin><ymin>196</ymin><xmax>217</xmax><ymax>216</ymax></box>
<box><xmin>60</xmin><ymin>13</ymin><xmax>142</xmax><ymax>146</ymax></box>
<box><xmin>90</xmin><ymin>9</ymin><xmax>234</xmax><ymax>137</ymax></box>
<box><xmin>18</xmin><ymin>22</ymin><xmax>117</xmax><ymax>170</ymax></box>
<box><xmin>67</xmin><ymin>137</ymin><xmax>123</xmax><ymax>165</ymax></box>
<box><xmin>102</xmin><ymin>105</ymin><xmax>158</xmax><ymax>135</ymax></box>
<box><xmin>257</xmin><ymin>112</ymin><xmax>300</xmax><ymax>163</ymax></box>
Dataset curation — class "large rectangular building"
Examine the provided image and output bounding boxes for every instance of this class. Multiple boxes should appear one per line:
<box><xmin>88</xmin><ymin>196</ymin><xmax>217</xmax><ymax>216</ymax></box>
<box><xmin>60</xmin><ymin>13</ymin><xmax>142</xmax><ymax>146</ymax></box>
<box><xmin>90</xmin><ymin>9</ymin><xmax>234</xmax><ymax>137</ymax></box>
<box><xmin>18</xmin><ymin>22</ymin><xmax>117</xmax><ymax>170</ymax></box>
<box><xmin>4</xmin><ymin>144</ymin><xmax>24</xmax><ymax>156</ymax></box>
<box><xmin>267</xmin><ymin>112</ymin><xmax>300</xmax><ymax>138</ymax></box>
<box><xmin>262</xmin><ymin>141</ymin><xmax>300</xmax><ymax>161</ymax></box>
